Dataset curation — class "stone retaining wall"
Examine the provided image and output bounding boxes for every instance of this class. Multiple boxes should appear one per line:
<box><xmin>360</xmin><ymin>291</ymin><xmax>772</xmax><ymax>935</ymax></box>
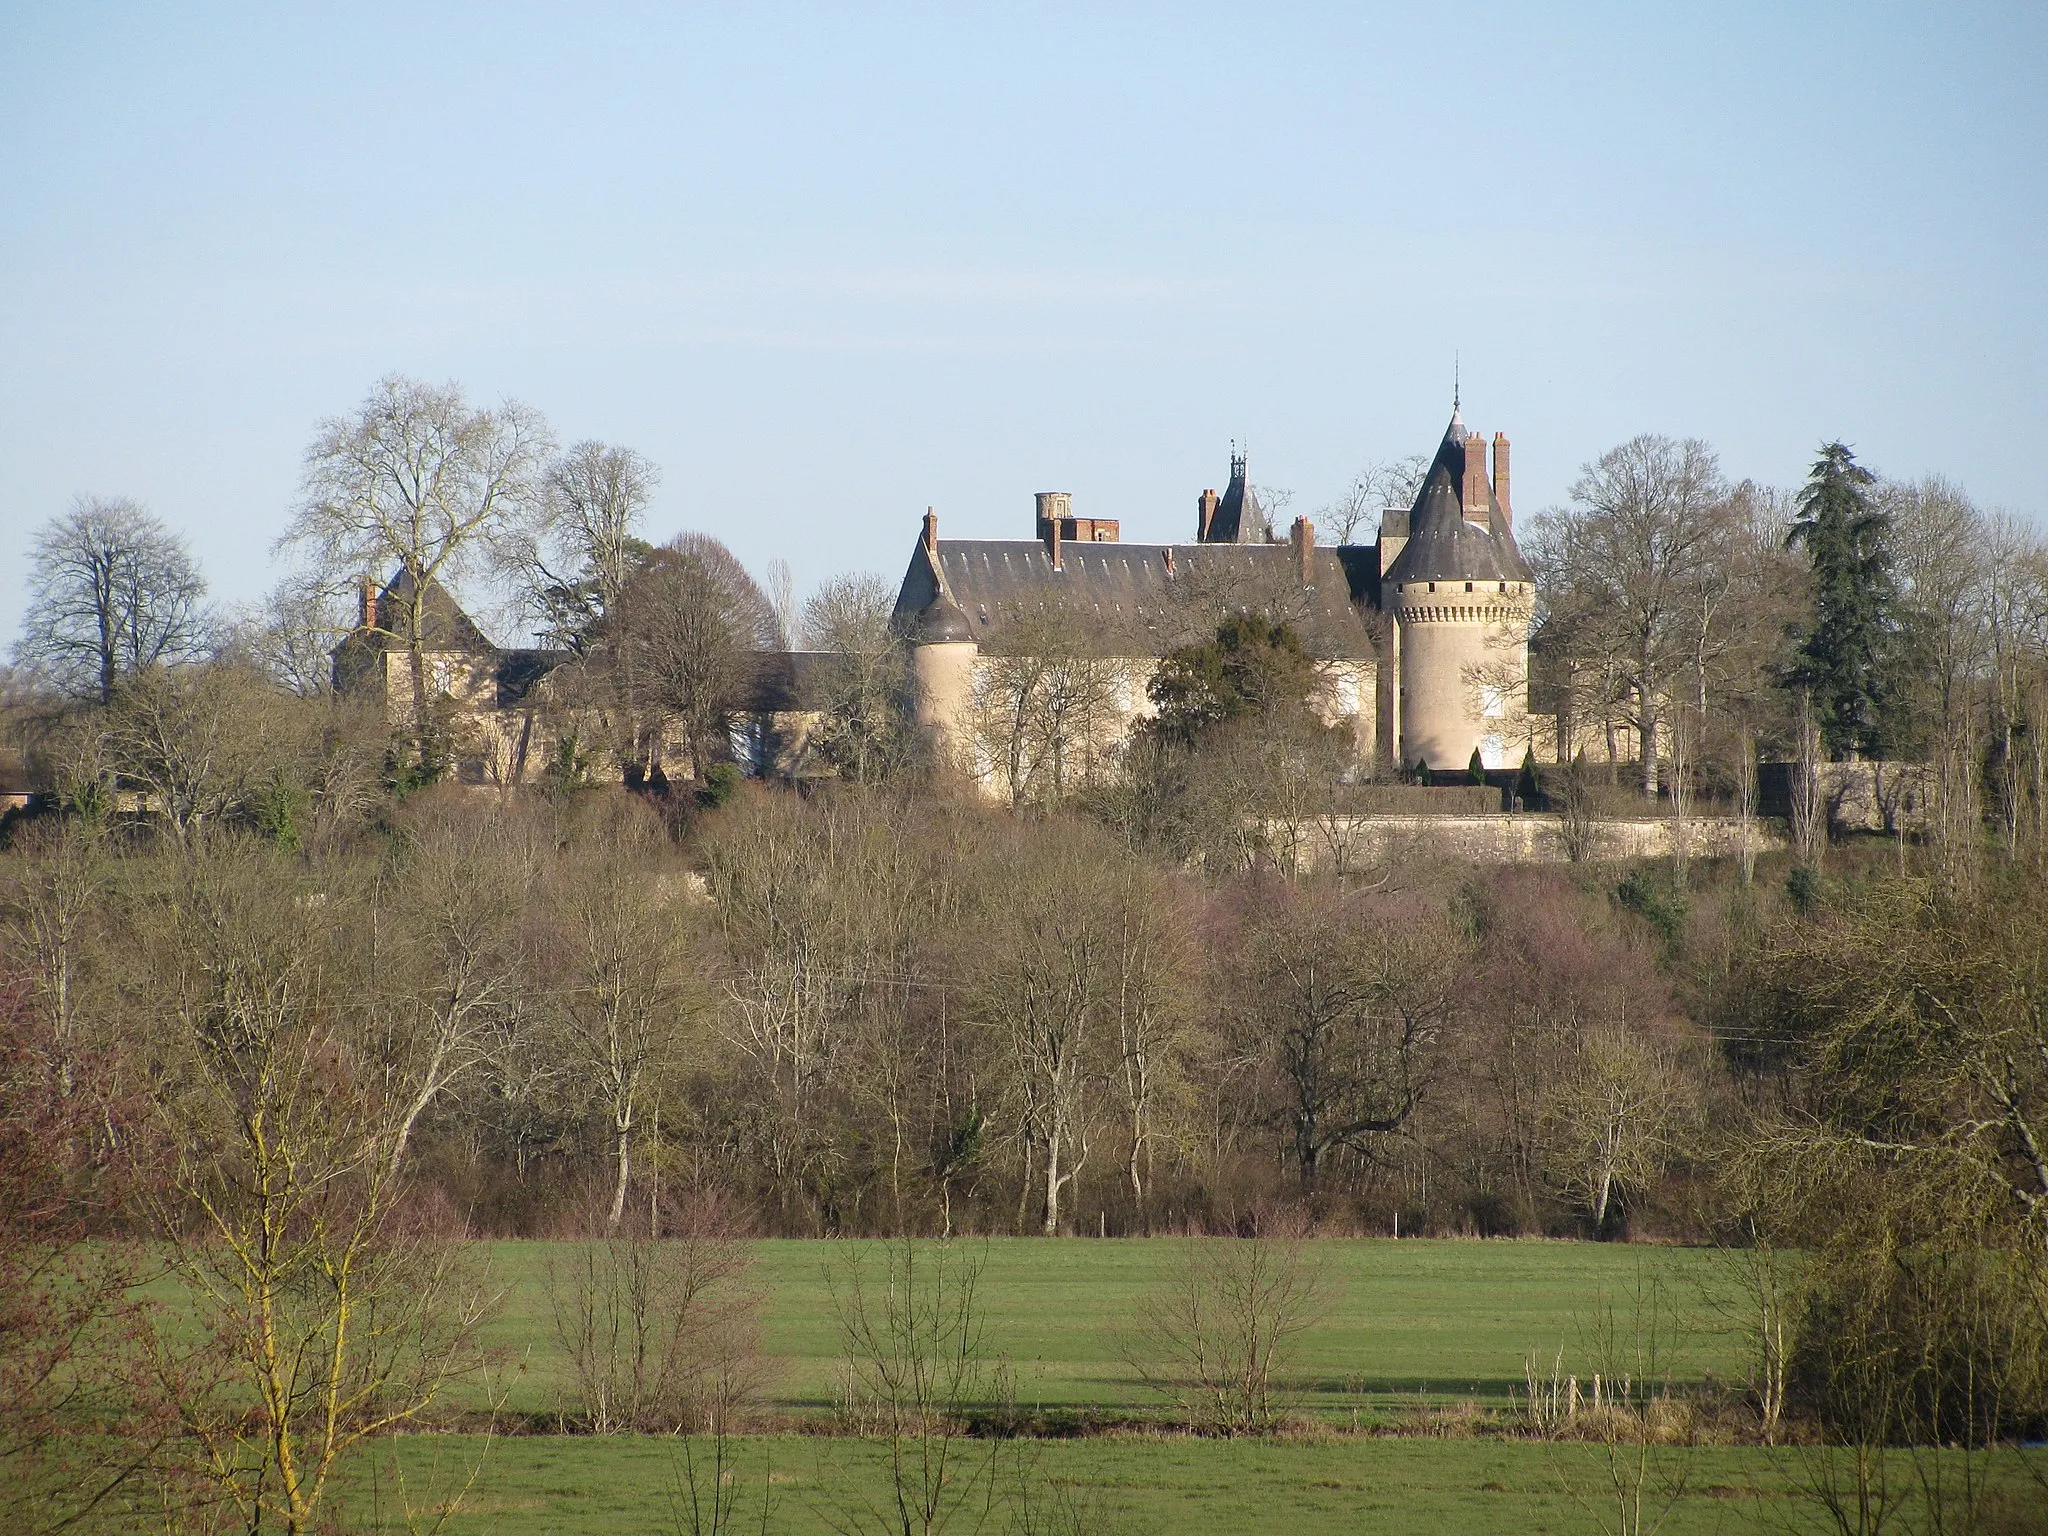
<box><xmin>1274</xmin><ymin>814</ymin><xmax>1785</xmax><ymax>871</ymax></box>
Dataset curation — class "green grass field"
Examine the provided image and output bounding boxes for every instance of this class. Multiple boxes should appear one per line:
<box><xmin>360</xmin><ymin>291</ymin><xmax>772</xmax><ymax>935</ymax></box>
<box><xmin>337</xmin><ymin>1433</ymin><xmax>2048</xmax><ymax>1536</ymax></box>
<box><xmin>174</xmin><ymin>1239</ymin><xmax>2048</xmax><ymax>1533</ymax></box>
<box><xmin>476</xmin><ymin>1237</ymin><xmax>1748</xmax><ymax>1417</ymax></box>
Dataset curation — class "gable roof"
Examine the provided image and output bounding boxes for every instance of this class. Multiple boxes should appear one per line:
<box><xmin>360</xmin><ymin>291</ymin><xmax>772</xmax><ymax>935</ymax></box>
<box><xmin>374</xmin><ymin>567</ymin><xmax>496</xmax><ymax>652</ymax></box>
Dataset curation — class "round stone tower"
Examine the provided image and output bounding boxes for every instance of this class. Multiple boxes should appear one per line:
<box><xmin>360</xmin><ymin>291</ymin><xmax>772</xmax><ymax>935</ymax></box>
<box><xmin>908</xmin><ymin>591</ymin><xmax>978</xmax><ymax>768</ymax></box>
<box><xmin>1381</xmin><ymin>408</ymin><xmax>1533</xmax><ymax>772</ymax></box>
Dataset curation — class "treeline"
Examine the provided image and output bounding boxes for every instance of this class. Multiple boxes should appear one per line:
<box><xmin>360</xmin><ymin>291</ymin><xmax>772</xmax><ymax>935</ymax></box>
<box><xmin>3</xmin><ymin>774</ymin><xmax>2043</xmax><ymax>1252</ymax></box>
<box><xmin>1525</xmin><ymin>437</ymin><xmax>2048</xmax><ymax>852</ymax></box>
<box><xmin>6</xmin><ymin>778</ymin><xmax>2048</xmax><ymax>1521</ymax></box>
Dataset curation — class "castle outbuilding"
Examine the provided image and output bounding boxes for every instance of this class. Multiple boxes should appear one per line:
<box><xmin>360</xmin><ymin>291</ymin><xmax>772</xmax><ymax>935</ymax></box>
<box><xmin>894</xmin><ymin>403</ymin><xmax>1534</xmax><ymax>791</ymax></box>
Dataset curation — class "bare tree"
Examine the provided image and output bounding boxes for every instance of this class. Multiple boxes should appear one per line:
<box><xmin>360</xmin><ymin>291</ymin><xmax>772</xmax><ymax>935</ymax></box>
<box><xmin>1527</xmin><ymin>437</ymin><xmax>1736</xmax><ymax>797</ymax></box>
<box><xmin>765</xmin><ymin>557</ymin><xmax>799</xmax><ymax>650</ymax></box>
<box><xmin>607</xmin><ymin>533</ymin><xmax>780</xmax><ymax>780</ymax></box>
<box><xmin>968</xmin><ymin>603</ymin><xmax>1132</xmax><ymax>810</ymax></box>
<box><xmin>1235</xmin><ymin>883</ymin><xmax>1462</xmax><ymax>1195</ymax></box>
<box><xmin>1314</xmin><ymin>455</ymin><xmax>1427</xmax><ymax>546</ymax></box>
<box><xmin>14</xmin><ymin>496</ymin><xmax>210</xmax><ymax>701</ymax></box>
<box><xmin>703</xmin><ymin>788</ymin><xmax>949</xmax><ymax>1230</ymax></box>
<box><xmin>57</xmin><ymin>660</ymin><xmax>376</xmax><ymax>848</ymax></box>
<box><xmin>234</xmin><ymin>570</ymin><xmax>354</xmax><ymax>698</ymax></box>
<box><xmin>537</xmin><ymin>805</ymin><xmax>705</xmax><ymax>1229</ymax></box>
<box><xmin>804</xmin><ymin>573</ymin><xmax>914</xmax><ymax>784</ymax></box>
<box><xmin>134</xmin><ymin>841</ymin><xmax>494</xmax><ymax>1536</ymax></box>
<box><xmin>548</xmin><ymin>1187</ymin><xmax>762</xmax><ymax>1434</ymax></box>
<box><xmin>510</xmin><ymin>440</ymin><xmax>660</xmax><ymax>650</ymax></box>
<box><xmin>1540</xmin><ymin>1023</ymin><xmax>1687</xmax><ymax>1237</ymax></box>
<box><xmin>828</xmin><ymin>1238</ymin><xmax>1002</xmax><ymax>1536</ymax></box>
<box><xmin>964</xmin><ymin>820</ymin><xmax>1149</xmax><ymax>1235</ymax></box>
<box><xmin>0</xmin><ymin>905</ymin><xmax>173</xmax><ymax>1536</ymax></box>
<box><xmin>372</xmin><ymin>793</ymin><xmax>541</xmax><ymax>1177</ymax></box>
<box><xmin>1790</xmin><ymin>689</ymin><xmax>1827</xmax><ymax>874</ymax></box>
<box><xmin>1541</xmin><ymin>1265</ymin><xmax>1694</xmax><ymax>1536</ymax></box>
<box><xmin>280</xmin><ymin>374</ymin><xmax>553</xmax><ymax>767</ymax></box>
<box><xmin>1120</xmin><ymin>1217</ymin><xmax>1331</xmax><ymax>1433</ymax></box>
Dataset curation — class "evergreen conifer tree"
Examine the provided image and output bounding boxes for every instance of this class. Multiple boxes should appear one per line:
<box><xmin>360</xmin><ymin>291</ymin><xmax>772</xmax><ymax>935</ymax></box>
<box><xmin>1786</xmin><ymin>442</ymin><xmax>1897</xmax><ymax>757</ymax></box>
<box><xmin>1467</xmin><ymin>747</ymin><xmax>1487</xmax><ymax>784</ymax></box>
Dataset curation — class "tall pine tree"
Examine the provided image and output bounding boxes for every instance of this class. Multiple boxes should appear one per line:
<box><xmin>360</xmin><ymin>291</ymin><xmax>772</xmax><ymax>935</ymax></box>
<box><xmin>1787</xmin><ymin>442</ymin><xmax>1898</xmax><ymax>757</ymax></box>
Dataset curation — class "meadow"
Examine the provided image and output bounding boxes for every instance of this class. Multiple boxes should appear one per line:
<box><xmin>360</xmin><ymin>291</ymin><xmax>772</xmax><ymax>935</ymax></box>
<box><xmin>473</xmin><ymin>1237</ymin><xmax>1750</xmax><ymax>1418</ymax></box>
<box><xmin>340</xmin><ymin>1432</ymin><xmax>2048</xmax><ymax>1536</ymax></box>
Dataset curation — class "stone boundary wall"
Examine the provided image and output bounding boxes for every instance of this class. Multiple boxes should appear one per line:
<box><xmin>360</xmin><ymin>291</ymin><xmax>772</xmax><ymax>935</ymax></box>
<box><xmin>1276</xmin><ymin>814</ymin><xmax>1786</xmax><ymax>871</ymax></box>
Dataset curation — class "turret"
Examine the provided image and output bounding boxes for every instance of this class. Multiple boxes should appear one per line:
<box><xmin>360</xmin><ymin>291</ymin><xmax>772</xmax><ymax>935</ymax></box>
<box><xmin>904</xmin><ymin>510</ymin><xmax>980</xmax><ymax>770</ymax></box>
<box><xmin>1379</xmin><ymin>404</ymin><xmax>1534</xmax><ymax>771</ymax></box>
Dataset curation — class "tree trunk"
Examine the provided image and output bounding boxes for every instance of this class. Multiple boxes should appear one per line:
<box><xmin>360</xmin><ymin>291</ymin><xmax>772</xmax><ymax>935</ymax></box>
<box><xmin>1638</xmin><ymin>690</ymin><xmax>1658</xmax><ymax>800</ymax></box>
<box><xmin>608</xmin><ymin>1114</ymin><xmax>631</xmax><ymax>1230</ymax></box>
<box><xmin>1042</xmin><ymin>1135</ymin><xmax>1062</xmax><ymax>1236</ymax></box>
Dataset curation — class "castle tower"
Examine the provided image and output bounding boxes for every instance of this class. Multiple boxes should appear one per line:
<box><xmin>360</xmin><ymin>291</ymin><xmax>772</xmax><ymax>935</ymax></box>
<box><xmin>901</xmin><ymin>510</ymin><xmax>980</xmax><ymax>770</ymax></box>
<box><xmin>1380</xmin><ymin>406</ymin><xmax>1533</xmax><ymax>771</ymax></box>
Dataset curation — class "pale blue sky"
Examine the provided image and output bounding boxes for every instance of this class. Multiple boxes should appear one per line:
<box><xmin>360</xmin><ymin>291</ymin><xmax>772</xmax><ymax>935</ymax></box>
<box><xmin>2</xmin><ymin>2</ymin><xmax>2043</xmax><ymax>642</ymax></box>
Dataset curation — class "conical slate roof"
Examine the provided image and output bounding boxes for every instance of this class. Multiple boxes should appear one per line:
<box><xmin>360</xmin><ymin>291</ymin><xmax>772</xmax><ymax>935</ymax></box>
<box><xmin>910</xmin><ymin>592</ymin><xmax>974</xmax><ymax>643</ymax></box>
<box><xmin>1381</xmin><ymin>413</ymin><xmax>1533</xmax><ymax>585</ymax></box>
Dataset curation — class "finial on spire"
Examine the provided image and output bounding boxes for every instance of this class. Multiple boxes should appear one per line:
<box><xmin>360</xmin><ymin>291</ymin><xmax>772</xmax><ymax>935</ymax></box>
<box><xmin>1454</xmin><ymin>352</ymin><xmax>1460</xmax><ymax>412</ymax></box>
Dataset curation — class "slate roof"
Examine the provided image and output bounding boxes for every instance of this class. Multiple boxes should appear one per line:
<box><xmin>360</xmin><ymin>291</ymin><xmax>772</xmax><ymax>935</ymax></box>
<box><xmin>1380</xmin><ymin>413</ymin><xmax>1534</xmax><ymax>586</ymax></box>
<box><xmin>1203</xmin><ymin>453</ymin><xmax>1268</xmax><ymax>544</ymax></box>
<box><xmin>370</xmin><ymin>567</ymin><xmax>496</xmax><ymax>652</ymax></box>
<box><xmin>892</xmin><ymin>536</ymin><xmax>1377</xmax><ymax>659</ymax></box>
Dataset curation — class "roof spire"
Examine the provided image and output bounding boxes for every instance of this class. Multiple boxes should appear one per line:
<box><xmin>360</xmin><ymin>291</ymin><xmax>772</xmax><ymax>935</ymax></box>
<box><xmin>1446</xmin><ymin>355</ymin><xmax>1465</xmax><ymax>440</ymax></box>
<box><xmin>1453</xmin><ymin>352</ymin><xmax>1460</xmax><ymax>412</ymax></box>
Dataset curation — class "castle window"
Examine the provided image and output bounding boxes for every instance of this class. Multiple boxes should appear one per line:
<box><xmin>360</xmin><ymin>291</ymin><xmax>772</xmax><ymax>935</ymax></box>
<box><xmin>1428</xmin><ymin>582</ymin><xmax>1436</xmax><ymax>593</ymax></box>
<box><xmin>1465</xmin><ymin>582</ymin><xmax>1474</xmax><ymax>592</ymax></box>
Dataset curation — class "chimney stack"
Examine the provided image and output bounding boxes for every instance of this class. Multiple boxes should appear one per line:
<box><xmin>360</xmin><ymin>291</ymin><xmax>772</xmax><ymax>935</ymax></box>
<box><xmin>922</xmin><ymin>507</ymin><xmax>939</xmax><ymax>554</ymax></box>
<box><xmin>1462</xmin><ymin>432</ymin><xmax>1490</xmax><ymax>521</ymax></box>
<box><xmin>1491</xmin><ymin>434</ymin><xmax>1511</xmax><ymax>526</ymax></box>
<box><xmin>1290</xmin><ymin>515</ymin><xmax>1315</xmax><ymax>586</ymax></box>
<box><xmin>358</xmin><ymin>575</ymin><xmax>378</xmax><ymax>631</ymax></box>
<box><xmin>1035</xmin><ymin>492</ymin><xmax>1071</xmax><ymax>568</ymax></box>
<box><xmin>1197</xmin><ymin>488</ymin><xmax>1219</xmax><ymax>540</ymax></box>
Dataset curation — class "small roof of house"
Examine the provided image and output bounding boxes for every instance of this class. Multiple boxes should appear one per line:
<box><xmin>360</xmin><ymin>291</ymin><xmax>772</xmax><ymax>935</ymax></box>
<box><xmin>330</xmin><ymin>566</ymin><xmax>497</xmax><ymax>659</ymax></box>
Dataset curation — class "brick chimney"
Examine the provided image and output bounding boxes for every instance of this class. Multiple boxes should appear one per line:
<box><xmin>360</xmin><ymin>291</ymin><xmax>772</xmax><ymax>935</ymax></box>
<box><xmin>922</xmin><ymin>507</ymin><xmax>939</xmax><ymax>555</ymax></box>
<box><xmin>1197</xmin><ymin>488</ymin><xmax>1219</xmax><ymax>540</ymax></box>
<box><xmin>1290</xmin><ymin>515</ymin><xmax>1315</xmax><ymax>585</ymax></box>
<box><xmin>1491</xmin><ymin>434</ymin><xmax>1511</xmax><ymax>526</ymax></box>
<box><xmin>358</xmin><ymin>574</ymin><xmax>378</xmax><ymax>631</ymax></box>
<box><xmin>1462</xmin><ymin>432</ymin><xmax>1490</xmax><ymax>522</ymax></box>
<box><xmin>1035</xmin><ymin>492</ymin><xmax>1070</xmax><ymax>569</ymax></box>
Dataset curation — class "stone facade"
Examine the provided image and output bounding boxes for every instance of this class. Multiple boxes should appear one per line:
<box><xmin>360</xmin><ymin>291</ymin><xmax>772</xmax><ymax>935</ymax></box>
<box><xmin>895</xmin><ymin>405</ymin><xmax>1535</xmax><ymax>797</ymax></box>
